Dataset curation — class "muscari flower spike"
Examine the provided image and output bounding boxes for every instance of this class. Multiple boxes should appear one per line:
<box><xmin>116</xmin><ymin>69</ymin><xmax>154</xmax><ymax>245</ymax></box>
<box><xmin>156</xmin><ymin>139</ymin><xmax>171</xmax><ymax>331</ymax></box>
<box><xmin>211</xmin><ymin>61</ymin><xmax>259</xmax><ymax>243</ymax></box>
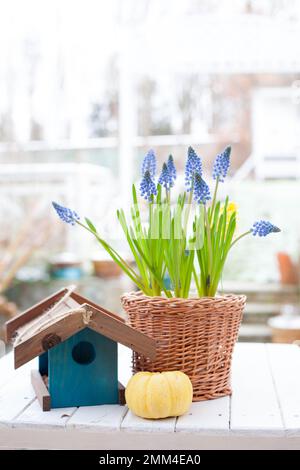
<box><xmin>158</xmin><ymin>163</ymin><xmax>172</xmax><ymax>190</ymax></box>
<box><xmin>251</xmin><ymin>220</ymin><xmax>281</xmax><ymax>237</ymax></box>
<box><xmin>193</xmin><ymin>173</ymin><xmax>211</xmax><ymax>205</ymax></box>
<box><xmin>185</xmin><ymin>146</ymin><xmax>202</xmax><ymax>191</ymax></box>
<box><xmin>140</xmin><ymin>170</ymin><xmax>157</xmax><ymax>202</ymax></box>
<box><xmin>167</xmin><ymin>154</ymin><xmax>176</xmax><ymax>182</ymax></box>
<box><xmin>52</xmin><ymin>202</ymin><xmax>80</xmax><ymax>225</ymax></box>
<box><xmin>213</xmin><ymin>146</ymin><xmax>231</xmax><ymax>182</ymax></box>
<box><xmin>158</xmin><ymin>155</ymin><xmax>177</xmax><ymax>191</ymax></box>
<box><xmin>141</xmin><ymin>149</ymin><xmax>156</xmax><ymax>178</ymax></box>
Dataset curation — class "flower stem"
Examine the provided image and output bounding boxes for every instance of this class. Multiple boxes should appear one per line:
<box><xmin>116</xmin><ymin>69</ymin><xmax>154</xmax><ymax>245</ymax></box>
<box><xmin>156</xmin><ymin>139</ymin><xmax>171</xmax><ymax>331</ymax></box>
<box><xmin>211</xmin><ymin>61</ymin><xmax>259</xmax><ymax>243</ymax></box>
<box><xmin>75</xmin><ymin>220</ymin><xmax>146</xmax><ymax>291</ymax></box>
<box><xmin>210</xmin><ymin>176</ymin><xmax>219</xmax><ymax>219</ymax></box>
<box><xmin>75</xmin><ymin>220</ymin><xmax>136</xmax><ymax>275</ymax></box>
<box><xmin>183</xmin><ymin>183</ymin><xmax>194</xmax><ymax>236</ymax></box>
<box><xmin>166</xmin><ymin>189</ymin><xmax>170</xmax><ymax>204</ymax></box>
<box><xmin>230</xmin><ymin>230</ymin><xmax>252</xmax><ymax>249</ymax></box>
<box><xmin>204</xmin><ymin>205</ymin><xmax>213</xmax><ymax>293</ymax></box>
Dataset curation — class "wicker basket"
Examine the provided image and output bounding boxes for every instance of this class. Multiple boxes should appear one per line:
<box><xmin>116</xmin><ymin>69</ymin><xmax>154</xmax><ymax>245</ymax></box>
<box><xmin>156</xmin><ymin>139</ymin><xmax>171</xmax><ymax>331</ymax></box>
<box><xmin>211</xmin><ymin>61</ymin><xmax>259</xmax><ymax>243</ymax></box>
<box><xmin>121</xmin><ymin>292</ymin><xmax>246</xmax><ymax>401</ymax></box>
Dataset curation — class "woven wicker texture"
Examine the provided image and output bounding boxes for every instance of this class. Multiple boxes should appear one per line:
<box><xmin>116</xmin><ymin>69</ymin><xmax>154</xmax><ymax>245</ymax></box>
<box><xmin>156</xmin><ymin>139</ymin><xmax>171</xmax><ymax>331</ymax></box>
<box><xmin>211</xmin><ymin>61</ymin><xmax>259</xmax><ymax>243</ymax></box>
<box><xmin>121</xmin><ymin>292</ymin><xmax>246</xmax><ymax>401</ymax></box>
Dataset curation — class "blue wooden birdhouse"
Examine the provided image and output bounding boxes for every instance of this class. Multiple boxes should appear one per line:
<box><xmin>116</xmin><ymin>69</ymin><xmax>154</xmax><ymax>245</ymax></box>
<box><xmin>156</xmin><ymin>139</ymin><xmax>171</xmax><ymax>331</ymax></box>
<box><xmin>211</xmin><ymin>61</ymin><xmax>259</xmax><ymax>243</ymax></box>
<box><xmin>6</xmin><ymin>286</ymin><xmax>156</xmax><ymax>411</ymax></box>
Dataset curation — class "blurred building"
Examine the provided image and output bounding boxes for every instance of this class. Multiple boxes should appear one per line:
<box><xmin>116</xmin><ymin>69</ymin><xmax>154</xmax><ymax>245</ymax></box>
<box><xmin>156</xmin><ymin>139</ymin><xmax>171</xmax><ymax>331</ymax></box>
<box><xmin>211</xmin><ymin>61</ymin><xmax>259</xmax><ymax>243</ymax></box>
<box><xmin>0</xmin><ymin>0</ymin><xmax>299</xmax><ymax>278</ymax></box>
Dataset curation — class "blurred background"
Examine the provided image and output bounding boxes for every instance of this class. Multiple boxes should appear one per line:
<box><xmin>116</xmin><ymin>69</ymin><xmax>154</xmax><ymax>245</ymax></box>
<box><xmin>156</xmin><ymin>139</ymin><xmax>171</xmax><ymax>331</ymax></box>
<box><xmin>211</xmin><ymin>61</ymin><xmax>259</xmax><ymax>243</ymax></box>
<box><xmin>0</xmin><ymin>0</ymin><xmax>300</xmax><ymax>347</ymax></box>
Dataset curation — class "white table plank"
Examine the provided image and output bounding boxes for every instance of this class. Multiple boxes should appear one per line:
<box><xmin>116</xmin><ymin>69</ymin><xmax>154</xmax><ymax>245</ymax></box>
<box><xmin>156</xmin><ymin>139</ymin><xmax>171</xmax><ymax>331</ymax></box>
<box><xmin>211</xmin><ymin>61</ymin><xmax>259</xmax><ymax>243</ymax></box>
<box><xmin>176</xmin><ymin>397</ymin><xmax>230</xmax><ymax>434</ymax></box>
<box><xmin>0</xmin><ymin>355</ymin><xmax>36</xmax><ymax>390</ymax></box>
<box><xmin>1</xmin><ymin>427</ymin><xmax>300</xmax><ymax>450</ymax></box>
<box><xmin>231</xmin><ymin>343</ymin><xmax>284</xmax><ymax>435</ymax></box>
<box><xmin>0</xmin><ymin>353</ymin><xmax>13</xmax><ymax>390</ymax></box>
<box><xmin>2</xmin><ymin>344</ymin><xmax>300</xmax><ymax>449</ymax></box>
<box><xmin>0</xmin><ymin>370</ymin><xmax>35</xmax><ymax>424</ymax></box>
<box><xmin>121</xmin><ymin>410</ymin><xmax>176</xmax><ymax>433</ymax></box>
<box><xmin>267</xmin><ymin>343</ymin><xmax>300</xmax><ymax>436</ymax></box>
<box><xmin>14</xmin><ymin>399</ymin><xmax>76</xmax><ymax>429</ymax></box>
<box><xmin>67</xmin><ymin>404</ymin><xmax>128</xmax><ymax>431</ymax></box>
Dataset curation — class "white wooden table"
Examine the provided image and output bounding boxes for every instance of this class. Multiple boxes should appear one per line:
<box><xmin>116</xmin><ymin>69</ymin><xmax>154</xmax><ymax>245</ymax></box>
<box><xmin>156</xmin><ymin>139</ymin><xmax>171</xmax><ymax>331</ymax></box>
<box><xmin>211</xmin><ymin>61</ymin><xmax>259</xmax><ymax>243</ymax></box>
<box><xmin>1</xmin><ymin>343</ymin><xmax>300</xmax><ymax>450</ymax></box>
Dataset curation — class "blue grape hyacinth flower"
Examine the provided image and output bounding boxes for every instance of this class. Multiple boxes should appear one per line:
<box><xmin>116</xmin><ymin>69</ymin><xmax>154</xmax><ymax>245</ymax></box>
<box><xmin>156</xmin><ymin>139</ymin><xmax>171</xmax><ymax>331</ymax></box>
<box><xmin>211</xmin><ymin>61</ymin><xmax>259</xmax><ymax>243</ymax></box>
<box><xmin>158</xmin><ymin>156</ymin><xmax>176</xmax><ymax>191</ymax></box>
<box><xmin>141</xmin><ymin>149</ymin><xmax>156</xmax><ymax>178</ymax></box>
<box><xmin>167</xmin><ymin>155</ymin><xmax>176</xmax><ymax>182</ymax></box>
<box><xmin>185</xmin><ymin>146</ymin><xmax>202</xmax><ymax>191</ymax></box>
<box><xmin>193</xmin><ymin>173</ymin><xmax>211</xmax><ymax>205</ymax></box>
<box><xmin>251</xmin><ymin>220</ymin><xmax>281</xmax><ymax>237</ymax></box>
<box><xmin>140</xmin><ymin>170</ymin><xmax>157</xmax><ymax>201</ymax></box>
<box><xmin>213</xmin><ymin>146</ymin><xmax>231</xmax><ymax>182</ymax></box>
<box><xmin>52</xmin><ymin>202</ymin><xmax>80</xmax><ymax>225</ymax></box>
<box><xmin>158</xmin><ymin>163</ymin><xmax>172</xmax><ymax>190</ymax></box>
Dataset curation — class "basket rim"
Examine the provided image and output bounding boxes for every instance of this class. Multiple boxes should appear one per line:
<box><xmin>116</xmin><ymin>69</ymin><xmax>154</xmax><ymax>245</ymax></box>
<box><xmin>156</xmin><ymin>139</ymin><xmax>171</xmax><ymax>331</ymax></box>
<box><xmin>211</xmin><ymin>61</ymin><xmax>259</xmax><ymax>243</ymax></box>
<box><xmin>121</xmin><ymin>290</ymin><xmax>247</xmax><ymax>304</ymax></box>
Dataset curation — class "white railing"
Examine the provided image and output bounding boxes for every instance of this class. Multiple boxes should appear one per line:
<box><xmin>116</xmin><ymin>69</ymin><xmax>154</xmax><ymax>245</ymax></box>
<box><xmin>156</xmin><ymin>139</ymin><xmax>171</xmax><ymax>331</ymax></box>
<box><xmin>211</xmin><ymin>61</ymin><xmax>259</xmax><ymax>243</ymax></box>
<box><xmin>232</xmin><ymin>154</ymin><xmax>255</xmax><ymax>181</ymax></box>
<box><xmin>0</xmin><ymin>133</ymin><xmax>217</xmax><ymax>154</ymax></box>
<box><xmin>0</xmin><ymin>162</ymin><xmax>117</xmax><ymax>256</ymax></box>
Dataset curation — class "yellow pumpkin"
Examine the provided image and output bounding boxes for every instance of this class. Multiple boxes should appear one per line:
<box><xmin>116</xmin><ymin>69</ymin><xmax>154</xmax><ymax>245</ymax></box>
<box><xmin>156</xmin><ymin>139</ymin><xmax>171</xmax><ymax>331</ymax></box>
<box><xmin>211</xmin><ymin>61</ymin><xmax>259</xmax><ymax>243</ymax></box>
<box><xmin>125</xmin><ymin>371</ymin><xmax>193</xmax><ymax>419</ymax></box>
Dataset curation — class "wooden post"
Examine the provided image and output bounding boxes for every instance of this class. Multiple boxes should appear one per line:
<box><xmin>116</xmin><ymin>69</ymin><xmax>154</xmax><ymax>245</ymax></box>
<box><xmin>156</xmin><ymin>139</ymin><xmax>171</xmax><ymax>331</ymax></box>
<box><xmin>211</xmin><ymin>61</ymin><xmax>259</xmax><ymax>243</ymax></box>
<box><xmin>31</xmin><ymin>370</ymin><xmax>51</xmax><ymax>412</ymax></box>
<box><xmin>119</xmin><ymin>22</ymin><xmax>136</xmax><ymax>208</ymax></box>
<box><xmin>118</xmin><ymin>381</ymin><xmax>126</xmax><ymax>406</ymax></box>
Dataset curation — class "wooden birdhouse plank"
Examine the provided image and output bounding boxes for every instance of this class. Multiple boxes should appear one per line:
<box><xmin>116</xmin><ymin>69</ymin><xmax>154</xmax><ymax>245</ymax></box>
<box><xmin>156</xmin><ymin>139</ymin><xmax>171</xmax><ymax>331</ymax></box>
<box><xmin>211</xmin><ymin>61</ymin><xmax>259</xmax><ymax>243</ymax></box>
<box><xmin>86</xmin><ymin>305</ymin><xmax>156</xmax><ymax>360</ymax></box>
<box><xmin>39</xmin><ymin>352</ymin><xmax>48</xmax><ymax>375</ymax></box>
<box><xmin>14</xmin><ymin>309</ymin><xmax>86</xmax><ymax>369</ymax></box>
<box><xmin>5</xmin><ymin>286</ymin><xmax>75</xmax><ymax>342</ymax></box>
<box><xmin>118</xmin><ymin>382</ymin><xmax>126</xmax><ymax>406</ymax></box>
<box><xmin>31</xmin><ymin>370</ymin><xmax>51</xmax><ymax>412</ymax></box>
<box><xmin>48</xmin><ymin>328</ymin><xmax>118</xmax><ymax>408</ymax></box>
<box><xmin>5</xmin><ymin>286</ymin><xmax>158</xmax><ymax>411</ymax></box>
<box><xmin>70</xmin><ymin>291</ymin><xmax>126</xmax><ymax>323</ymax></box>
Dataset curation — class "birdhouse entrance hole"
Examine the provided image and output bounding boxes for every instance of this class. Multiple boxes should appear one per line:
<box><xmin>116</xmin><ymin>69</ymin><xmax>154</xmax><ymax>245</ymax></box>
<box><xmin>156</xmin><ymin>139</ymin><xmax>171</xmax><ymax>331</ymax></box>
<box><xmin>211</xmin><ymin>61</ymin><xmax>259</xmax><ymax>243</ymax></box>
<box><xmin>72</xmin><ymin>341</ymin><xmax>96</xmax><ymax>365</ymax></box>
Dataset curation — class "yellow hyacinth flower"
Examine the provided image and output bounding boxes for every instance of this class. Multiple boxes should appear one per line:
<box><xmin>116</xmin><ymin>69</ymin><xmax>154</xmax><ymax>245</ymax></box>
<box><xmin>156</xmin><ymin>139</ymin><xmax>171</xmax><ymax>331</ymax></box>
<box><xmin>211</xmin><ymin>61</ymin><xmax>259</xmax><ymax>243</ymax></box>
<box><xmin>227</xmin><ymin>202</ymin><xmax>237</xmax><ymax>220</ymax></box>
<box><xmin>220</xmin><ymin>201</ymin><xmax>237</xmax><ymax>230</ymax></box>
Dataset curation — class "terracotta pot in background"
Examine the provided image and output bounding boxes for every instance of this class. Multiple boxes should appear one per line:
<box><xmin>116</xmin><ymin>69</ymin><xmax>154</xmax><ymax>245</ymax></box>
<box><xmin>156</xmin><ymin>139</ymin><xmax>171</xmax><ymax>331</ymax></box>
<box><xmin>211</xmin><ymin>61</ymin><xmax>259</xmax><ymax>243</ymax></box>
<box><xmin>92</xmin><ymin>259</ymin><xmax>123</xmax><ymax>278</ymax></box>
<box><xmin>269</xmin><ymin>306</ymin><xmax>300</xmax><ymax>344</ymax></box>
<box><xmin>277</xmin><ymin>252</ymin><xmax>299</xmax><ymax>285</ymax></box>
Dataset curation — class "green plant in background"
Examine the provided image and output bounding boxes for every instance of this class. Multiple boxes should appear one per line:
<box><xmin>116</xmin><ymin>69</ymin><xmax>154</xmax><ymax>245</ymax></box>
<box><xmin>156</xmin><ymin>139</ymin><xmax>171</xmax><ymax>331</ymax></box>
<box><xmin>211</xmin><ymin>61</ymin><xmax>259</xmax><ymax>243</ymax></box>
<box><xmin>52</xmin><ymin>146</ymin><xmax>280</xmax><ymax>298</ymax></box>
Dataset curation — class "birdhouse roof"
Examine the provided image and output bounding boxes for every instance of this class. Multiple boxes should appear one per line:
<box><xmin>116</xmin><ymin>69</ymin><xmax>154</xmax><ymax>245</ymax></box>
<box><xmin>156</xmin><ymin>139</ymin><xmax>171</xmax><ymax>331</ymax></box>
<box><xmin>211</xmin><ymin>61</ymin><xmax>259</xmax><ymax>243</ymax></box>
<box><xmin>5</xmin><ymin>285</ymin><xmax>157</xmax><ymax>369</ymax></box>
